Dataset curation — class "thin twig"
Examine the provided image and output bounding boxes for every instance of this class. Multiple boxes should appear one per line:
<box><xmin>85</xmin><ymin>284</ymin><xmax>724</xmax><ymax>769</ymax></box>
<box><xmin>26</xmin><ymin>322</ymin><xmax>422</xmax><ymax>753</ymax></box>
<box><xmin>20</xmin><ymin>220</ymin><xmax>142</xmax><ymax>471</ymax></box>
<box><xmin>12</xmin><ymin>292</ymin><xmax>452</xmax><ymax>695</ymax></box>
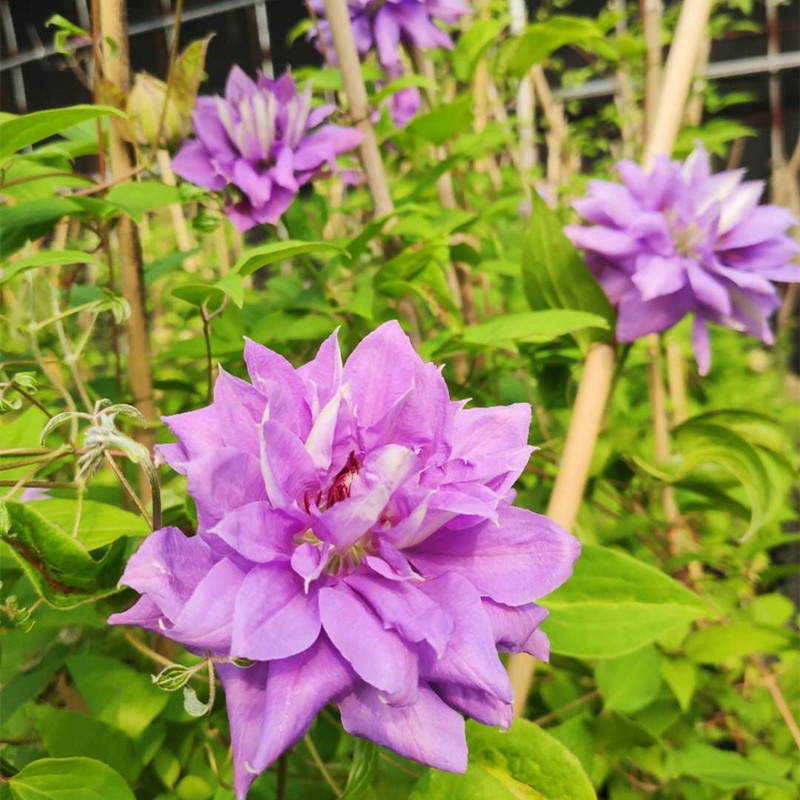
<box><xmin>154</xmin><ymin>0</ymin><xmax>184</xmax><ymax>148</ymax></box>
<box><xmin>750</xmin><ymin>656</ymin><xmax>800</xmax><ymax>753</ymax></box>
<box><xmin>304</xmin><ymin>734</ymin><xmax>343</xmax><ymax>798</ymax></box>
<box><xmin>533</xmin><ymin>690</ymin><xmax>600</xmax><ymax>727</ymax></box>
<box><xmin>103</xmin><ymin>451</ymin><xmax>152</xmax><ymax>527</ymax></box>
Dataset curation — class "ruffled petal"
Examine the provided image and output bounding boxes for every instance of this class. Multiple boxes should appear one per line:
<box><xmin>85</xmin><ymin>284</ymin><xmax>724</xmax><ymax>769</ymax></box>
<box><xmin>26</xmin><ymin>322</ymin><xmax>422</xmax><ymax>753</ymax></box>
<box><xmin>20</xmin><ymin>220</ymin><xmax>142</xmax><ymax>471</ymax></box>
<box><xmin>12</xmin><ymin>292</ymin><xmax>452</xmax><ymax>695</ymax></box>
<box><xmin>232</xmin><ymin>563</ymin><xmax>321</xmax><ymax>660</ymax></box>
<box><xmin>319</xmin><ymin>583</ymin><xmax>418</xmax><ymax>705</ymax></box>
<box><xmin>338</xmin><ymin>683</ymin><xmax>467</xmax><ymax>772</ymax></box>
<box><xmin>408</xmin><ymin>505</ymin><xmax>580</xmax><ymax>606</ymax></box>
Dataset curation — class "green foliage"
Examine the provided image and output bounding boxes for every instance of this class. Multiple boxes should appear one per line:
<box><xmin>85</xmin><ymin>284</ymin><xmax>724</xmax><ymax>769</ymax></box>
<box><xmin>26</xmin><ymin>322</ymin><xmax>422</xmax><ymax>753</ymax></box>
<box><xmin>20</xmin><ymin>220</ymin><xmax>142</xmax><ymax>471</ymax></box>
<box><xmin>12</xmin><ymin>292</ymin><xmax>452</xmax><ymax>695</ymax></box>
<box><xmin>1</xmin><ymin>502</ymin><xmax>128</xmax><ymax>608</ymax></box>
<box><xmin>541</xmin><ymin>545</ymin><xmax>706</xmax><ymax>658</ymax></box>
<box><xmin>521</xmin><ymin>192</ymin><xmax>615</xmax><ymax>349</ymax></box>
<box><xmin>0</xmin><ymin>105</ymin><xmax>123</xmax><ymax>163</ymax></box>
<box><xmin>410</xmin><ymin>720</ymin><xmax>595</xmax><ymax>799</ymax></box>
<box><xmin>1</xmin><ymin>4</ymin><xmax>798</xmax><ymax>800</ymax></box>
<box><xmin>5</xmin><ymin>757</ymin><xmax>136</xmax><ymax>800</ymax></box>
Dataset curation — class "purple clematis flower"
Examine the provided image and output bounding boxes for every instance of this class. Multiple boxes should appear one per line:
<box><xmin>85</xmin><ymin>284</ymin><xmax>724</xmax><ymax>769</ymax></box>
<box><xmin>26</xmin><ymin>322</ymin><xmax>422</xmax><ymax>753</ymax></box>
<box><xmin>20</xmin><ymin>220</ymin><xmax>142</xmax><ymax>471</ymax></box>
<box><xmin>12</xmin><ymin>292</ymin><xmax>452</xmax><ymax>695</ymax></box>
<box><xmin>565</xmin><ymin>144</ymin><xmax>800</xmax><ymax>374</ymax></box>
<box><xmin>109</xmin><ymin>321</ymin><xmax>579</xmax><ymax>799</ymax></box>
<box><xmin>172</xmin><ymin>67</ymin><xmax>362</xmax><ymax>231</ymax></box>
<box><xmin>309</xmin><ymin>0</ymin><xmax>470</xmax><ymax>126</ymax></box>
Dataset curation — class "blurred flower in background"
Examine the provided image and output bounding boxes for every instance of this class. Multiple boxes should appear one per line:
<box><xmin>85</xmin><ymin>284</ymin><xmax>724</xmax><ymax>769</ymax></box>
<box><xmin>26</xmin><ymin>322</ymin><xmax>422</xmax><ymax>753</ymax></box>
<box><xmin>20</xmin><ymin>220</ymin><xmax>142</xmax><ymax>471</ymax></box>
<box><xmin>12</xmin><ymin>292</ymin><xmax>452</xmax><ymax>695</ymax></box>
<box><xmin>172</xmin><ymin>66</ymin><xmax>362</xmax><ymax>230</ymax></box>
<box><xmin>309</xmin><ymin>0</ymin><xmax>470</xmax><ymax>126</ymax></box>
<box><xmin>566</xmin><ymin>144</ymin><xmax>800</xmax><ymax>373</ymax></box>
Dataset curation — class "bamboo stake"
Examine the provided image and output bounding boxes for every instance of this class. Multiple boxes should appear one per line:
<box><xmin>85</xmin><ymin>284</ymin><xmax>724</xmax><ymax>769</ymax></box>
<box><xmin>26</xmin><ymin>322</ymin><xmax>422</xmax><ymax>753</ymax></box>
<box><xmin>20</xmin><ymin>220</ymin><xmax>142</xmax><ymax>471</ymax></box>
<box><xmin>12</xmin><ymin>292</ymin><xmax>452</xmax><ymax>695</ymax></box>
<box><xmin>509</xmin><ymin>0</ymin><xmax>536</xmax><ymax>175</ymax></box>
<box><xmin>321</xmin><ymin>0</ymin><xmax>420</xmax><ymax>345</ymax></box>
<box><xmin>641</xmin><ymin>0</ymin><xmax>663</xmax><ymax>142</ymax></box>
<box><xmin>648</xmin><ymin>336</ymin><xmax>679</xmax><ymax>521</ymax></box>
<box><xmin>321</xmin><ymin>0</ymin><xmax>393</xmax><ymax>218</ymax></box>
<box><xmin>666</xmin><ymin>343</ymin><xmax>688</xmax><ymax>425</ymax></box>
<box><xmin>157</xmin><ymin>149</ymin><xmax>200</xmax><ymax>274</ymax></box>
<box><xmin>99</xmin><ymin>0</ymin><xmax>157</xmax><ymax>497</ymax></box>
<box><xmin>508</xmin><ymin>0</ymin><xmax>715</xmax><ymax>718</ymax></box>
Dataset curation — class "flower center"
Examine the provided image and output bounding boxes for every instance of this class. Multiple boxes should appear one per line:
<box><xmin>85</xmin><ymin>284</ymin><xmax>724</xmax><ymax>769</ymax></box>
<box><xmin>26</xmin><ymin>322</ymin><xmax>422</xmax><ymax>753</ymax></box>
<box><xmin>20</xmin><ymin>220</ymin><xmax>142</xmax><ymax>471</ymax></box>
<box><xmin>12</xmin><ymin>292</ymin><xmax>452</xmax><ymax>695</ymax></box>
<box><xmin>302</xmin><ymin>450</ymin><xmax>361</xmax><ymax>513</ymax></box>
<box><xmin>327</xmin><ymin>450</ymin><xmax>359</xmax><ymax>507</ymax></box>
<box><xmin>672</xmin><ymin>222</ymin><xmax>705</xmax><ymax>256</ymax></box>
<box><xmin>296</xmin><ymin>452</ymin><xmax>371</xmax><ymax>577</ymax></box>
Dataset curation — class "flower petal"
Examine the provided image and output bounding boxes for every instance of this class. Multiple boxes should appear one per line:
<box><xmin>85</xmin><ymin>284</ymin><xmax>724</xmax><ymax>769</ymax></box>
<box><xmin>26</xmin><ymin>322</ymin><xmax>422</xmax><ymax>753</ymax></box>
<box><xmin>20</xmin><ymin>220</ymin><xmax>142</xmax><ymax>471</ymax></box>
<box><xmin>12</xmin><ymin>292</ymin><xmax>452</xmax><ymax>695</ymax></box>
<box><xmin>409</xmin><ymin>505</ymin><xmax>580</xmax><ymax>606</ymax></box>
<box><xmin>338</xmin><ymin>683</ymin><xmax>467</xmax><ymax>772</ymax></box>
<box><xmin>319</xmin><ymin>583</ymin><xmax>418</xmax><ymax>705</ymax></box>
<box><xmin>208</xmin><ymin>501</ymin><xmax>301</xmax><ymax>563</ymax></box>
<box><xmin>231</xmin><ymin>563</ymin><xmax>321</xmax><ymax>660</ymax></box>
<box><xmin>345</xmin><ymin>572</ymin><xmax>454</xmax><ymax>656</ymax></box>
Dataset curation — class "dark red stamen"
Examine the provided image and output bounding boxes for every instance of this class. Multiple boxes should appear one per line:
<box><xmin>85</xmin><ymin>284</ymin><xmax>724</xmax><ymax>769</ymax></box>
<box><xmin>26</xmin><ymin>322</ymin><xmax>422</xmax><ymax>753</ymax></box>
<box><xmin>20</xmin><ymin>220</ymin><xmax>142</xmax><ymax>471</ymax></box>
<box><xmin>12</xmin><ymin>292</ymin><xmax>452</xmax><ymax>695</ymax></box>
<box><xmin>326</xmin><ymin>451</ymin><xmax>359</xmax><ymax>508</ymax></box>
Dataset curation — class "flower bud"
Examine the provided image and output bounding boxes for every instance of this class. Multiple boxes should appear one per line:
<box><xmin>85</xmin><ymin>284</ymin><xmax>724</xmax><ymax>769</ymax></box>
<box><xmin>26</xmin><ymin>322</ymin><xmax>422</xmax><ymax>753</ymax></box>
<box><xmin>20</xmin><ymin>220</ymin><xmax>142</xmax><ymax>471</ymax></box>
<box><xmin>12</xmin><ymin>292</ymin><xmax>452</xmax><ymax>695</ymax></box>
<box><xmin>126</xmin><ymin>72</ymin><xmax>189</xmax><ymax>148</ymax></box>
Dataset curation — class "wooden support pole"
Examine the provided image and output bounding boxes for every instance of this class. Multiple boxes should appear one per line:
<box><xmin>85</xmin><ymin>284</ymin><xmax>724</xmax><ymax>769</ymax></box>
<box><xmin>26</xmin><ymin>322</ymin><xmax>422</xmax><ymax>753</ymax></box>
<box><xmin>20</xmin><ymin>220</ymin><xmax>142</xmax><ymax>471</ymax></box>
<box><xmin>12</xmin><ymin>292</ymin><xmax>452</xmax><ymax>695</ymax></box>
<box><xmin>507</xmin><ymin>0</ymin><xmax>715</xmax><ymax>718</ymax></box>
<box><xmin>99</xmin><ymin>0</ymin><xmax>157</xmax><ymax>483</ymax></box>
<box><xmin>321</xmin><ymin>0</ymin><xmax>393</xmax><ymax>218</ymax></box>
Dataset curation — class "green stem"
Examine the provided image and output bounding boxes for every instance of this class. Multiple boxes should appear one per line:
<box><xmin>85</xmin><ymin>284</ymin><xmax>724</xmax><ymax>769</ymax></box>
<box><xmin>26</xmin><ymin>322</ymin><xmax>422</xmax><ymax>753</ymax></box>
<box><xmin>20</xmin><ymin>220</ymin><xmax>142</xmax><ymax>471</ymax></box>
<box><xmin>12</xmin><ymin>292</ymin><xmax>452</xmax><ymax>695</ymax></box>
<box><xmin>304</xmin><ymin>735</ymin><xmax>342</xmax><ymax>798</ymax></box>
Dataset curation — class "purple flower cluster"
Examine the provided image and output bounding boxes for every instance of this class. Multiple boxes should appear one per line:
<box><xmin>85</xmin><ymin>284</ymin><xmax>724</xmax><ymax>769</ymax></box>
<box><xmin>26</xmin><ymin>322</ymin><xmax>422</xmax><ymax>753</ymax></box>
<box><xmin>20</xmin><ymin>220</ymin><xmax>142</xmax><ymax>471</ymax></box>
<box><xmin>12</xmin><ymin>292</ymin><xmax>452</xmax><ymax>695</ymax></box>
<box><xmin>172</xmin><ymin>67</ymin><xmax>362</xmax><ymax>231</ymax></box>
<box><xmin>110</xmin><ymin>322</ymin><xmax>579</xmax><ymax>798</ymax></box>
<box><xmin>309</xmin><ymin>0</ymin><xmax>470</xmax><ymax>126</ymax></box>
<box><xmin>566</xmin><ymin>145</ymin><xmax>800</xmax><ymax>373</ymax></box>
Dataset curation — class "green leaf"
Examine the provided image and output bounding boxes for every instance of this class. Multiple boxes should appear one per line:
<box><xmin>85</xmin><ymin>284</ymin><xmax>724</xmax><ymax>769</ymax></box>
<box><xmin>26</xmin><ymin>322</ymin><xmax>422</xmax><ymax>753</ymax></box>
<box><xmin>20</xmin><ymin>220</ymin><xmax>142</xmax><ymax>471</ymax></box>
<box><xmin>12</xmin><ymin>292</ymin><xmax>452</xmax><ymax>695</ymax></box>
<box><xmin>0</xmin><ymin>408</ymin><xmax>49</xmax><ymax>480</ymax></box>
<box><xmin>674</xmin><ymin>119</ymin><xmax>755</xmax><ymax>158</ymax></box>
<box><xmin>171</xmin><ymin>35</ymin><xmax>214</xmax><ymax>115</ymax></box>
<box><xmin>660</xmin><ymin>658</ymin><xmax>697</xmax><ymax>712</ymax></box>
<box><xmin>541</xmin><ymin>545</ymin><xmax>706</xmax><ymax>659</ymax></box>
<box><xmin>1</xmin><ymin>250</ymin><xmax>102</xmax><ymax>285</ymax></box>
<box><xmin>500</xmin><ymin>16</ymin><xmax>608</xmax><ymax>76</ymax></box>
<box><xmin>453</xmin><ymin>19</ymin><xmax>504</xmax><ymax>81</ymax></box>
<box><xmin>0</xmin><ymin>198</ymin><xmax>83</xmax><ymax>259</ymax></box>
<box><xmin>406</xmin><ymin>96</ymin><xmax>474</xmax><ymax>146</ymax></box>
<box><xmin>671</xmin><ymin>421</ymin><xmax>774</xmax><ymax>540</ymax></box>
<box><xmin>683</xmin><ymin>622</ymin><xmax>790</xmax><ymax>664</ymax></box>
<box><xmin>66</xmin><ymin>653</ymin><xmax>170</xmax><ymax>738</ymax></box>
<box><xmin>26</xmin><ymin>498</ymin><xmax>149</xmax><ymax>549</ymax></box>
<box><xmin>668</xmin><ymin>744</ymin><xmax>795</xmax><ymax>791</ymax></box>
<box><xmin>8</xmin><ymin>757</ymin><xmax>136</xmax><ymax>800</ymax></box>
<box><xmin>0</xmin><ymin>105</ymin><xmax>124</xmax><ymax>161</ymax></box>
<box><xmin>457</xmin><ymin>310</ymin><xmax>609</xmax><ymax>351</ymax></box>
<box><xmin>104</xmin><ymin>182</ymin><xmax>184</xmax><ymax>223</ymax></box>
<box><xmin>596</xmin><ymin>644</ymin><xmax>663</xmax><ymax>713</ymax></box>
<box><xmin>1</xmin><ymin>501</ymin><xmax>127</xmax><ymax>608</ymax></box>
<box><xmin>233</xmin><ymin>239</ymin><xmax>347</xmax><ymax>277</ymax></box>
<box><xmin>341</xmin><ymin>739</ymin><xmax>379</xmax><ymax>799</ymax></box>
<box><xmin>32</xmin><ymin>706</ymin><xmax>141</xmax><ymax>783</ymax></box>
<box><xmin>171</xmin><ymin>271</ymin><xmax>245</xmax><ymax>309</ymax></box>
<box><xmin>411</xmin><ymin>719</ymin><xmax>595</xmax><ymax>799</ymax></box>
<box><xmin>0</xmin><ymin>159</ymin><xmax>92</xmax><ymax>202</ymax></box>
<box><xmin>521</xmin><ymin>192</ymin><xmax>614</xmax><ymax>350</ymax></box>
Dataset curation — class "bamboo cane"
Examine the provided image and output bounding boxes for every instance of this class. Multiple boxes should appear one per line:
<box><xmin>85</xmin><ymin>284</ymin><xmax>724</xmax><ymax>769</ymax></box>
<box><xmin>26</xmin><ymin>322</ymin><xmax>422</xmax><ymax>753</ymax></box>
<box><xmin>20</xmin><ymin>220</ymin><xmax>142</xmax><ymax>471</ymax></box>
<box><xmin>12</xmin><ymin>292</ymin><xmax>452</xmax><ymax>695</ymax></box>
<box><xmin>99</xmin><ymin>0</ymin><xmax>157</xmax><ymax>504</ymax></box>
<box><xmin>321</xmin><ymin>0</ymin><xmax>421</xmax><ymax>345</ymax></box>
<box><xmin>321</xmin><ymin>0</ymin><xmax>393</xmax><ymax>218</ymax></box>
<box><xmin>508</xmin><ymin>0</ymin><xmax>715</xmax><ymax>718</ymax></box>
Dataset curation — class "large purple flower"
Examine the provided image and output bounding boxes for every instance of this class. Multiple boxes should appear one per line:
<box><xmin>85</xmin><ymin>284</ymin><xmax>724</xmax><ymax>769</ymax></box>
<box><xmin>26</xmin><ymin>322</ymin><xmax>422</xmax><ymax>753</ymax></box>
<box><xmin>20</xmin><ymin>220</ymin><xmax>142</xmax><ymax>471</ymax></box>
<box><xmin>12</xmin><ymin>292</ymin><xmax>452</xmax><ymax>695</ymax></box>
<box><xmin>565</xmin><ymin>145</ymin><xmax>800</xmax><ymax>373</ymax></box>
<box><xmin>309</xmin><ymin>0</ymin><xmax>470</xmax><ymax>126</ymax></box>
<box><xmin>172</xmin><ymin>67</ymin><xmax>362</xmax><ymax>231</ymax></box>
<box><xmin>109</xmin><ymin>322</ymin><xmax>579</xmax><ymax>799</ymax></box>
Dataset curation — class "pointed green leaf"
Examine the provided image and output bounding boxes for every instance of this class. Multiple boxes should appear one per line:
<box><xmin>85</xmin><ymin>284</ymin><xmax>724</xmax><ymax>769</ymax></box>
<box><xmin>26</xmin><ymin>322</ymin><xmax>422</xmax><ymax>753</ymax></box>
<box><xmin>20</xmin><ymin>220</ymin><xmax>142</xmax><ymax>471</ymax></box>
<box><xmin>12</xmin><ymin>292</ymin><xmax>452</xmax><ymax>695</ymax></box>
<box><xmin>0</xmin><ymin>105</ymin><xmax>124</xmax><ymax>161</ymax></box>
<box><xmin>541</xmin><ymin>545</ymin><xmax>706</xmax><ymax>658</ymax></box>
<box><xmin>1</xmin><ymin>250</ymin><xmax>102</xmax><ymax>285</ymax></box>
<box><xmin>521</xmin><ymin>192</ymin><xmax>614</xmax><ymax>350</ymax></box>
<box><xmin>1</xmin><ymin>501</ymin><xmax>127</xmax><ymax>608</ymax></box>
<box><xmin>233</xmin><ymin>240</ymin><xmax>347</xmax><ymax>276</ymax></box>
